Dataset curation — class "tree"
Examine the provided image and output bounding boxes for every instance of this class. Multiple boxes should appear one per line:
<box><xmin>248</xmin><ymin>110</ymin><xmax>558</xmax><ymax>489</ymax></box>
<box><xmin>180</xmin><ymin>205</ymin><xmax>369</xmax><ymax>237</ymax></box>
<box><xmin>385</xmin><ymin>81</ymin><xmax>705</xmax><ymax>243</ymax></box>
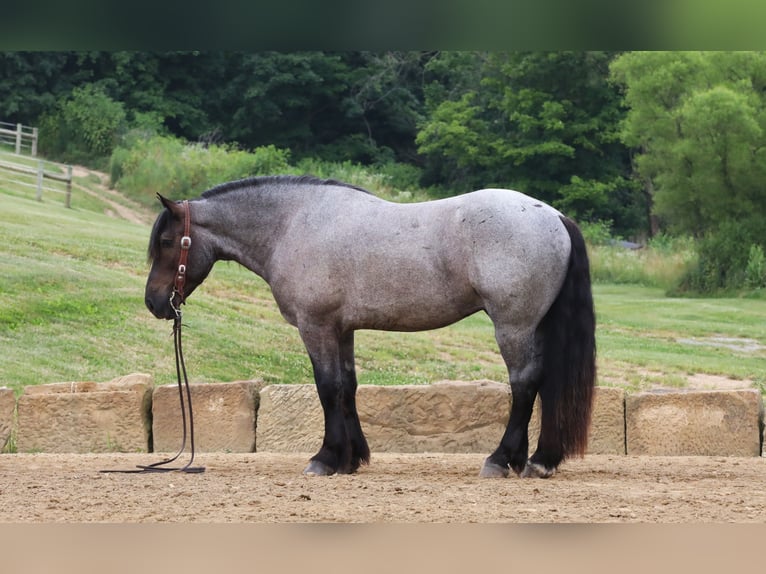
<box><xmin>338</xmin><ymin>51</ymin><xmax>432</xmax><ymax>164</ymax></box>
<box><xmin>416</xmin><ymin>51</ymin><xmax>643</xmax><ymax>235</ymax></box>
<box><xmin>610</xmin><ymin>51</ymin><xmax>766</xmax><ymax>236</ymax></box>
<box><xmin>0</xmin><ymin>52</ymin><xmax>70</xmax><ymax>122</ymax></box>
<box><xmin>612</xmin><ymin>51</ymin><xmax>766</xmax><ymax>292</ymax></box>
<box><xmin>214</xmin><ymin>52</ymin><xmax>350</xmax><ymax>155</ymax></box>
<box><xmin>38</xmin><ymin>83</ymin><xmax>127</xmax><ymax>164</ymax></box>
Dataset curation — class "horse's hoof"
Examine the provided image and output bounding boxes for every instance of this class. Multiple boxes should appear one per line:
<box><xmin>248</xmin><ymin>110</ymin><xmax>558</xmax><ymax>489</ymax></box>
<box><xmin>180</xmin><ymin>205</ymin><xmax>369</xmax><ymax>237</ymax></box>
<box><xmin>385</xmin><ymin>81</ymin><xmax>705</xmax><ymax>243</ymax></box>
<box><xmin>303</xmin><ymin>460</ymin><xmax>336</xmax><ymax>476</ymax></box>
<box><xmin>479</xmin><ymin>459</ymin><xmax>509</xmax><ymax>478</ymax></box>
<box><xmin>520</xmin><ymin>461</ymin><xmax>556</xmax><ymax>479</ymax></box>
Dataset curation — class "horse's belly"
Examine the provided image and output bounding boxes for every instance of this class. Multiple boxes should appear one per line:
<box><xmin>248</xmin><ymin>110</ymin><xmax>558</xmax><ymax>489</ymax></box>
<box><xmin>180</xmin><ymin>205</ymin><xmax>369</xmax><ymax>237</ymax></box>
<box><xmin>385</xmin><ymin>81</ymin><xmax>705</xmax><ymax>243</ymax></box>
<box><xmin>350</xmin><ymin>295</ymin><xmax>482</xmax><ymax>332</ymax></box>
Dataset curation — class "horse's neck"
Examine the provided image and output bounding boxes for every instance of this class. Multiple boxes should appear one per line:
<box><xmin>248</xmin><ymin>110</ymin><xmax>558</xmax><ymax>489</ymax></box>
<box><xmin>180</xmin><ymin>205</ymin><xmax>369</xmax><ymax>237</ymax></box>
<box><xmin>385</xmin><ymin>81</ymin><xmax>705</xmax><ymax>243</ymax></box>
<box><xmin>196</xmin><ymin>191</ymin><xmax>296</xmax><ymax>281</ymax></box>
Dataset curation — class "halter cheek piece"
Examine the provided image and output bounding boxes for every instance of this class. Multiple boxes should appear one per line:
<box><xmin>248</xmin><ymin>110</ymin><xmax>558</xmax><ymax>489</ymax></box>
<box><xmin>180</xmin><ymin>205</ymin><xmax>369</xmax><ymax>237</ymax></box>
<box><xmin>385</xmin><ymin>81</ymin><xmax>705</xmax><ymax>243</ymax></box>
<box><xmin>170</xmin><ymin>200</ymin><xmax>192</xmax><ymax>316</ymax></box>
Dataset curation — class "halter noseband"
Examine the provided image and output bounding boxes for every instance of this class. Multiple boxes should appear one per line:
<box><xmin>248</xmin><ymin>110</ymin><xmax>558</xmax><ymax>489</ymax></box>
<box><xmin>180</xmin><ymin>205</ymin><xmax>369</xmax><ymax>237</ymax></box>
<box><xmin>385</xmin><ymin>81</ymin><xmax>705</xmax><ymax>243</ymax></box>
<box><xmin>171</xmin><ymin>200</ymin><xmax>192</xmax><ymax>316</ymax></box>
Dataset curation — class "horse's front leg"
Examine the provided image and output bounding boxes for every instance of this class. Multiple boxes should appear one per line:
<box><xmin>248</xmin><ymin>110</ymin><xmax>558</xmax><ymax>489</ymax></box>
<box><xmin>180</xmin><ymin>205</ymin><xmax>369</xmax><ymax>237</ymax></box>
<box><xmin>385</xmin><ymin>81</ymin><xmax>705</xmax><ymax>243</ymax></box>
<box><xmin>299</xmin><ymin>326</ymin><xmax>362</xmax><ymax>476</ymax></box>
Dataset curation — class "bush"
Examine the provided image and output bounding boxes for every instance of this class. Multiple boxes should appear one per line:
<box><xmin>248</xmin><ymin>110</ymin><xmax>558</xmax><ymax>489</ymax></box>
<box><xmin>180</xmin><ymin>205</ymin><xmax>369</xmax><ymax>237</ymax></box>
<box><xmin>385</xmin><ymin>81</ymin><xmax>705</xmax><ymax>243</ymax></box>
<box><xmin>677</xmin><ymin>218</ymin><xmax>765</xmax><ymax>294</ymax></box>
<box><xmin>579</xmin><ymin>220</ymin><xmax>615</xmax><ymax>246</ymax></box>
<box><xmin>39</xmin><ymin>84</ymin><xmax>127</xmax><ymax>165</ymax></box>
<box><xmin>292</xmin><ymin>157</ymin><xmax>432</xmax><ymax>202</ymax></box>
<box><xmin>109</xmin><ymin>135</ymin><xmax>291</xmax><ymax>206</ymax></box>
<box><xmin>745</xmin><ymin>244</ymin><xmax>766</xmax><ymax>290</ymax></box>
<box><xmin>376</xmin><ymin>161</ymin><xmax>423</xmax><ymax>192</ymax></box>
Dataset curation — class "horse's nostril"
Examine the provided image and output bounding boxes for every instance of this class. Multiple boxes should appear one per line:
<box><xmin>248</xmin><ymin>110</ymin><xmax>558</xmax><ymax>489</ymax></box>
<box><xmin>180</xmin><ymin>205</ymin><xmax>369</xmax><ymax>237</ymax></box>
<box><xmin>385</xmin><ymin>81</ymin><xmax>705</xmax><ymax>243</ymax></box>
<box><xmin>145</xmin><ymin>297</ymin><xmax>155</xmax><ymax>313</ymax></box>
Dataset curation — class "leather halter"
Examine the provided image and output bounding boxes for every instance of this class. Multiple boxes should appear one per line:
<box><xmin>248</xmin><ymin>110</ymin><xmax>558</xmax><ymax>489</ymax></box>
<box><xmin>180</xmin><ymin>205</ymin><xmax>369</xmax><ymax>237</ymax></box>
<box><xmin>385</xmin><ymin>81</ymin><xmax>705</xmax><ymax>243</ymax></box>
<box><xmin>171</xmin><ymin>200</ymin><xmax>192</xmax><ymax>314</ymax></box>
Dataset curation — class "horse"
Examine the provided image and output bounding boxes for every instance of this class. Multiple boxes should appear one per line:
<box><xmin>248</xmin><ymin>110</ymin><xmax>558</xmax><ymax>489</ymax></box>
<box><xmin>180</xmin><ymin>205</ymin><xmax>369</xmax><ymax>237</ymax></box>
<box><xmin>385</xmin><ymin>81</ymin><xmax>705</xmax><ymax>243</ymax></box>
<box><xmin>145</xmin><ymin>175</ymin><xmax>596</xmax><ymax>479</ymax></box>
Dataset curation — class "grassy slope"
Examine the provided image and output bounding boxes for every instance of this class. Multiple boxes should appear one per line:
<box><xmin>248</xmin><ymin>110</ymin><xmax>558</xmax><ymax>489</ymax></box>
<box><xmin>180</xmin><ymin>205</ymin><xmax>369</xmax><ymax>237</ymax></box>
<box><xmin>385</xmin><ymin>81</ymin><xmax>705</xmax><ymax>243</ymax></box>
<box><xmin>2</xmin><ymin>183</ymin><xmax>765</xmax><ymax>396</ymax></box>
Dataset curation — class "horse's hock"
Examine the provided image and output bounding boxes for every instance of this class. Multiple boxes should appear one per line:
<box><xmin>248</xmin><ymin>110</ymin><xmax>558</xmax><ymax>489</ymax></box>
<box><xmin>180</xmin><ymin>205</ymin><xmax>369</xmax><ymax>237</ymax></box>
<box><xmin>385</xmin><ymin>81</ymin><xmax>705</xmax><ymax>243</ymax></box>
<box><xmin>4</xmin><ymin>375</ymin><xmax>765</xmax><ymax>457</ymax></box>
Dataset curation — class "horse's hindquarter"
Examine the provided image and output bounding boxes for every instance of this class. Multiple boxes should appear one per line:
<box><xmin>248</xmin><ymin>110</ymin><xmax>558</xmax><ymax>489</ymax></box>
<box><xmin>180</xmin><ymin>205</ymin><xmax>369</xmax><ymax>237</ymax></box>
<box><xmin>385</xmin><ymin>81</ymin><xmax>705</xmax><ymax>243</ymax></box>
<box><xmin>270</xmin><ymin>188</ymin><xmax>570</xmax><ymax>332</ymax></box>
<box><xmin>463</xmin><ymin>189</ymin><xmax>571</xmax><ymax>321</ymax></box>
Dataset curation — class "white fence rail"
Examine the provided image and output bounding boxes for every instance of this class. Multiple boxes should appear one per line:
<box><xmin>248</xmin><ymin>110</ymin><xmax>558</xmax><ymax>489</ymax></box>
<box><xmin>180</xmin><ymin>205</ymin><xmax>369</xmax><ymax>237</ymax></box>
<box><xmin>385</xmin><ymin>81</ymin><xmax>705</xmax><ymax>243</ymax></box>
<box><xmin>0</xmin><ymin>122</ymin><xmax>38</xmax><ymax>156</ymax></box>
<box><xmin>0</xmin><ymin>151</ymin><xmax>72</xmax><ymax>207</ymax></box>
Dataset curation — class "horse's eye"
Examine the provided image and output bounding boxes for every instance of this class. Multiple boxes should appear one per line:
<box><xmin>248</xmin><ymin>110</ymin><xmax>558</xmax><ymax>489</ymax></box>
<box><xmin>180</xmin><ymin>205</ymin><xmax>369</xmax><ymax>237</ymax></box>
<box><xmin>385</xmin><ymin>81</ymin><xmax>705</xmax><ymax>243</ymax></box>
<box><xmin>160</xmin><ymin>238</ymin><xmax>174</xmax><ymax>249</ymax></box>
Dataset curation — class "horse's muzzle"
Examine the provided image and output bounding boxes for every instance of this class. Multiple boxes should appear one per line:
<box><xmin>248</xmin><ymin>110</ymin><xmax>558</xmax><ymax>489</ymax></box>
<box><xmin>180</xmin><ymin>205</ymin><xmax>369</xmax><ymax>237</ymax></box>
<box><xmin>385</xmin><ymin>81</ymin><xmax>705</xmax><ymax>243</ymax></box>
<box><xmin>145</xmin><ymin>293</ymin><xmax>176</xmax><ymax>320</ymax></box>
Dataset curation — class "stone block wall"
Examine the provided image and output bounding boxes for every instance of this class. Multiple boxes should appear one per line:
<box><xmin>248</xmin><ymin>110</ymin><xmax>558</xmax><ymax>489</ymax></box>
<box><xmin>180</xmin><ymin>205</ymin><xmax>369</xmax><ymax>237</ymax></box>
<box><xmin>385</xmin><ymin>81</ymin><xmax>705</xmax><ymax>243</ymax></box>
<box><xmin>2</xmin><ymin>376</ymin><xmax>764</xmax><ymax>458</ymax></box>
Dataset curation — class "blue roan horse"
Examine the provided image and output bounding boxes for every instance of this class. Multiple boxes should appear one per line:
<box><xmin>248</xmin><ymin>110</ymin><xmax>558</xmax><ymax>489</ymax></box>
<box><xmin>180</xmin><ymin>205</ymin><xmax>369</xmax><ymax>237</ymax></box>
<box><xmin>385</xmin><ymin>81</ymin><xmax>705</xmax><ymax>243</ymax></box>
<box><xmin>145</xmin><ymin>176</ymin><xmax>596</xmax><ymax>479</ymax></box>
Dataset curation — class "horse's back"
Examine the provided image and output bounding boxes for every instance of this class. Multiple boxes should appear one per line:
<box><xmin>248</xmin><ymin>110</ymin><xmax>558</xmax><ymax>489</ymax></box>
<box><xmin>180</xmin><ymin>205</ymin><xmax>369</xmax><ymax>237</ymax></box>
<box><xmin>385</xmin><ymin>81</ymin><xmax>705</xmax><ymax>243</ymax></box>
<box><xmin>270</xmin><ymin>185</ymin><xmax>571</xmax><ymax>333</ymax></box>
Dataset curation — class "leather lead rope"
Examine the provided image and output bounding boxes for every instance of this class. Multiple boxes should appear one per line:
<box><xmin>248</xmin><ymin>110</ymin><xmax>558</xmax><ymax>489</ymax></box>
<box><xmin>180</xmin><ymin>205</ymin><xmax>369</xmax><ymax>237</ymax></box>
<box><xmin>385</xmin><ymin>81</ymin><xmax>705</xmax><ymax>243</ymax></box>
<box><xmin>102</xmin><ymin>200</ymin><xmax>204</xmax><ymax>474</ymax></box>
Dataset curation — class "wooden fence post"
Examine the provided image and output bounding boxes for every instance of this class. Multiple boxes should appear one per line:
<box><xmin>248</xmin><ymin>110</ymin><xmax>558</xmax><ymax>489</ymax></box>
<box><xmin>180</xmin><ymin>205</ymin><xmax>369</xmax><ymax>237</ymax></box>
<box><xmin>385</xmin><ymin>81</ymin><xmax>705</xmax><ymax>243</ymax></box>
<box><xmin>35</xmin><ymin>160</ymin><xmax>44</xmax><ymax>201</ymax></box>
<box><xmin>31</xmin><ymin>127</ymin><xmax>38</xmax><ymax>157</ymax></box>
<box><xmin>15</xmin><ymin>123</ymin><xmax>22</xmax><ymax>155</ymax></box>
<box><xmin>65</xmin><ymin>165</ymin><xmax>72</xmax><ymax>208</ymax></box>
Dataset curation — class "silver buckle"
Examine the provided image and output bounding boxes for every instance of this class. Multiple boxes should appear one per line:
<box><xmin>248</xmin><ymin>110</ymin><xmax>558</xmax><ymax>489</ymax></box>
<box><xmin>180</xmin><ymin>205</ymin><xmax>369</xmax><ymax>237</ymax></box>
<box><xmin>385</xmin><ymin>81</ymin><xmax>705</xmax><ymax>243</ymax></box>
<box><xmin>180</xmin><ymin>236</ymin><xmax>192</xmax><ymax>250</ymax></box>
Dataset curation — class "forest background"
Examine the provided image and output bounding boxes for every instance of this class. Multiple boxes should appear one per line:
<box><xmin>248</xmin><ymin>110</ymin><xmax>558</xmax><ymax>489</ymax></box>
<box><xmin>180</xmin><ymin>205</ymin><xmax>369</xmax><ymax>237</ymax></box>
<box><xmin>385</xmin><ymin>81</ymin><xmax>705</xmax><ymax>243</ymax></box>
<box><xmin>2</xmin><ymin>50</ymin><xmax>766</xmax><ymax>295</ymax></box>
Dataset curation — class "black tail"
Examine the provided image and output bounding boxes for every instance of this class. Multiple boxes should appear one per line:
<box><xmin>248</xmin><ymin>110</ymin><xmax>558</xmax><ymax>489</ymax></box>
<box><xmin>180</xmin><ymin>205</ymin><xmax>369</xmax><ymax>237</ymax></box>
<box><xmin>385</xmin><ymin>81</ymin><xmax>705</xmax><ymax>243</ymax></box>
<box><xmin>537</xmin><ymin>216</ymin><xmax>596</xmax><ymax>460</ymax></box>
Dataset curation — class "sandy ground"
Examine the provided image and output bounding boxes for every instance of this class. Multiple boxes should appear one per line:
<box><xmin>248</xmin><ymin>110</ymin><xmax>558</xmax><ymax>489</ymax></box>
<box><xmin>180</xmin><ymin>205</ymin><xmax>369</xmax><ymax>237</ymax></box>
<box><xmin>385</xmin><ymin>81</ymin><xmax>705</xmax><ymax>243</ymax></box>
<box><xmin>1</xmin><ymin>452</ymin><xmax>765</xmax><ymax>523</ymax></box>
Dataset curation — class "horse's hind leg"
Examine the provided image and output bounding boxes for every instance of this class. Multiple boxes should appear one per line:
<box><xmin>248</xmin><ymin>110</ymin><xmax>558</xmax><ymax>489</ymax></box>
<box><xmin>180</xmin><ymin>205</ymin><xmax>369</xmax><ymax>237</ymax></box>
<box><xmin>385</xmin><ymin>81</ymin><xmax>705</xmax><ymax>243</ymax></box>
<box><xmin>480</xmin><ymin>325</ymin><xmax>542</xmax><ymax>478</ymax></box>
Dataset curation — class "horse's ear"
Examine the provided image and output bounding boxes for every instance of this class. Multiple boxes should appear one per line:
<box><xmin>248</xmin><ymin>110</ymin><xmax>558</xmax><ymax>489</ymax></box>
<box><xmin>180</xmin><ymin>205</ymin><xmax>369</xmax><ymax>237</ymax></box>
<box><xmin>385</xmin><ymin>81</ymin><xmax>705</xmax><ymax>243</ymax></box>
<box><xmin>157</xmin><ymin>193</ymin><xmax>173</xmax><ymax>209</ymax></box>
<box><xmin>157</xmin><ymin>193</ymin><xmax>184</xmax><ymax>218</ymax></box>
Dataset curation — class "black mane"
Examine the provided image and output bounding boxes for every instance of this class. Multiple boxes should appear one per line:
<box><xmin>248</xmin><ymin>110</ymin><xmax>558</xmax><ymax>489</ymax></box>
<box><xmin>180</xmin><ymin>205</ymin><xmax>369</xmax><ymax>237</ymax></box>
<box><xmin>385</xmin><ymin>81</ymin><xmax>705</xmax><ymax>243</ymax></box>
<box><xmin>148</xmin><ymin>175</ymin><xmax>371</xmax><ymax>262</ymax></box>
<box><xmin>200</xmin><ymin>175</ymin><xmax>371</xmax><ymax>199</ymax></box>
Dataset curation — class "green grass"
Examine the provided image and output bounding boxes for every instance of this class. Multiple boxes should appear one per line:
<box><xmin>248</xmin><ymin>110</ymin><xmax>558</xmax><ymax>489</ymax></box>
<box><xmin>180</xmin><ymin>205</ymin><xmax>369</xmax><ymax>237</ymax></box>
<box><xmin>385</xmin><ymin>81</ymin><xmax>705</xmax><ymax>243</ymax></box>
<box><xmin>2</xmin><ymin>185</ymin><xmax>765</xmax><ymax>397</ymax></box>
<box><xmin>594</xmin><ymin>284</ymin><xmax>766</xmax><ymax>390</ymax></box>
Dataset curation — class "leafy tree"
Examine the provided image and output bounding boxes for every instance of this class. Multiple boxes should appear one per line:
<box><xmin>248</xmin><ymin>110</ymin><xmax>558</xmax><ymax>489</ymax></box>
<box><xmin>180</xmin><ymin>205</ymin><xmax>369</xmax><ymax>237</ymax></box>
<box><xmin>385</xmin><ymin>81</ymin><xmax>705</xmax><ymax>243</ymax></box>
<box><xmin>213</xmin><ymin>52</ymin><xmax>350</xmax><ymax>155</ymax></box>
<box><xmin>0</xmin><ymin>52</ymin><xmax>70</xmax><ymax>121</ymax></box>
<box><xmin>417</xmin><ymin>51</ymin><xmax>643</xmax><ymax>235</ymax></box>
<box><xmin>215</xmin><ymin>51</ymin><xmax>431</xmax><ymax>164</ymax></box>
<box><xmin>339</xmin><ymin>51</ymin><xmax>432</xmax><ymax>164</ymax></box>
<box><xmin>610</xmin><ymin>51</ymin><xmax>766</xmax><ymax>236</ymax></box>
<box><xmin>38</xmin><ymin>83</ymin><xmax>127</xmax><ymax>164</ymax></box>
<box><xmin>612</xmin><ymin>51</ymin><xmax>766</xmax><ymax>292</ymax></box>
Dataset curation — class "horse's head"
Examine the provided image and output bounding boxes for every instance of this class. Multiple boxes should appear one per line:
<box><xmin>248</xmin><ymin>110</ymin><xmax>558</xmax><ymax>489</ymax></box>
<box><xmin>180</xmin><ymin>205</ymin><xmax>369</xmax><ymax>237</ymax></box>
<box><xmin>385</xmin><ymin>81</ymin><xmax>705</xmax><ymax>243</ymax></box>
<box><xmin>145</xmin><ymin>194</ymin><xmax>214</xmax><ymax>319</ymax></box>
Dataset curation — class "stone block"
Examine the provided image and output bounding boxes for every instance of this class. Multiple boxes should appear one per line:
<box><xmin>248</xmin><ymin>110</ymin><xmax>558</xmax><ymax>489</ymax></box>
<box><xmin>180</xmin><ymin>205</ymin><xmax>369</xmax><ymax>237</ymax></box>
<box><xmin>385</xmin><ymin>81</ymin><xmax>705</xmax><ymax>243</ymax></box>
<box><xmin>16</xmin><ymin>373</ymin><xmax>153</xmax><ymax>453</ymax></box>
<box><xmin>588</xmin><ymin>386</ymin><xmax>626</xmax><ymax>455</ymax></box>
<box><xmin>152</xmin><ymin>380</ymin><xmax>261</xmax><ymax>453</ymax></box>
<box><xmin>0</xmin><ymin>388</ymin><xmax>15</xmax><ymax>452</ymax></box>
<box><xmin>359</xmin><ymin>380</ymin><xmax>512</xmax><ymax>453</ymax></box>
<box><xmin>256</xmin><ymin>384</ymin><xmax>323</xmax><ymax>452</ymax></box>
<box><xmin>626</xmin><ymin>389</ymin><xmax>763</xmax><ymax>456</ymax></box>
<box><xmin>520</xmin><ymin>386</ymin><xmax>624</xmax><ymax>456</ymax></box>
<box><xmin>257</xmin><ymin>381</ymin><xmax>517</xmax><ymax>454</ymax></box>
